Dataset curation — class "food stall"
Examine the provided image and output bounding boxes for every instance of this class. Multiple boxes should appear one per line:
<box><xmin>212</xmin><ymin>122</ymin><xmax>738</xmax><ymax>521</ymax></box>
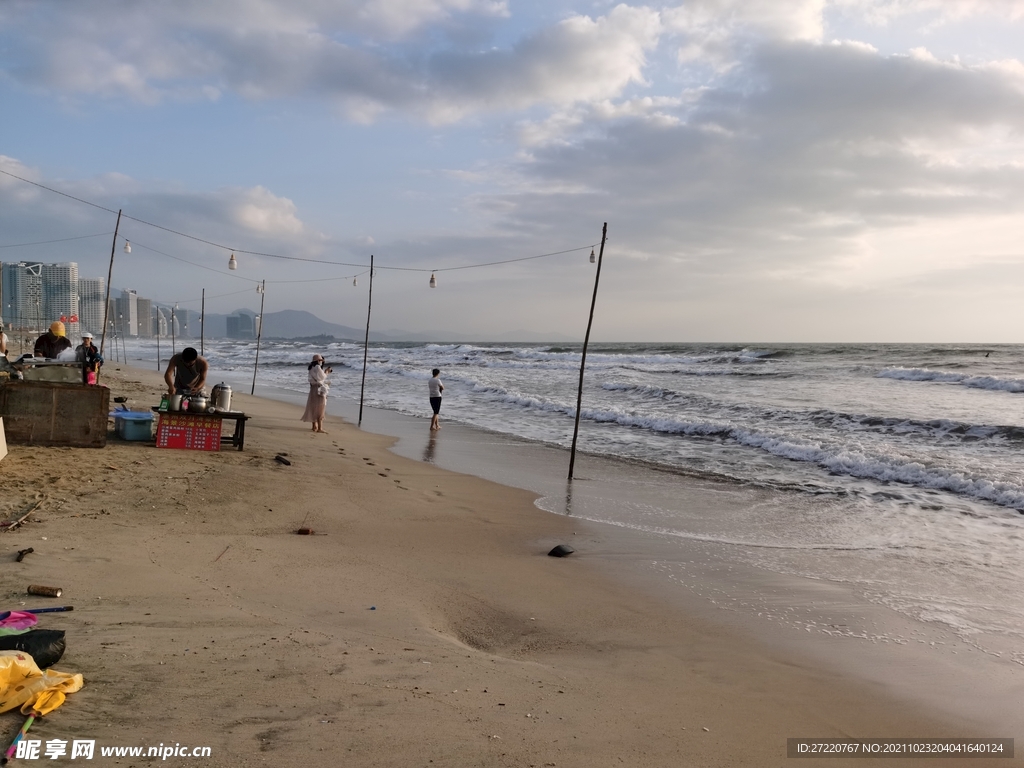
<box><xmin>0</xmin><ymin>358</ymin><xmax>108</xmax><ymax>448</ymax></box>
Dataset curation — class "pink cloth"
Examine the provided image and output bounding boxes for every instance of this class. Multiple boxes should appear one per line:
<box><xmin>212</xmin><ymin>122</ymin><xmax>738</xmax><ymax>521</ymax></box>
<box><xmin>301</xmin><ymin>383</ymin><xmax>326</xmax><ymax>423</ymax></box>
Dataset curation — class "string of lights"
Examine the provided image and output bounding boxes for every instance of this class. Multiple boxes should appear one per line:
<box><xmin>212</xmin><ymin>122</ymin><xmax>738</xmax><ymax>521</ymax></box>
<box><xmin>0</xmin><ymin>166</ymin><xmax>598</xmax><ymax>275</ymax></box>
<box><xmin>157</xmin><ymin>286</ymin><xmax>256</xmax><ymax>306</ymax></box>
<box><xmin>130</xmin><ymin>239</ymin><xmax>261</xmax><ymax>285</ymax></box>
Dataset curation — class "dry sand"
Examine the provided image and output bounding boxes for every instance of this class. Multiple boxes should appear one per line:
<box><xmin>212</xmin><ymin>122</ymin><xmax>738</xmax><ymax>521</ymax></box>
<box><xmin>0</xmin><ymin>366</ymin><xmax>1011</xmax><ymax>767</ymax></box>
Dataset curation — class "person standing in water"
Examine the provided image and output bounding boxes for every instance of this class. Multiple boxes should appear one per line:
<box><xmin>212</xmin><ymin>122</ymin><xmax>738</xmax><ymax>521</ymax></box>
<box><xmin>428</xmin><ymin>368</ymin><xmax>444</xmax><ymax>430</ymax></box>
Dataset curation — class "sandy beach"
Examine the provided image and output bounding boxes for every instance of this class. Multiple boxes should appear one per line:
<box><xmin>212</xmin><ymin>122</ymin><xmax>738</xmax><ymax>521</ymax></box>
<box><xmin>0</xmin><ymin>365</ymin><xmax>1011</xmax><ymax>767</ymax></box>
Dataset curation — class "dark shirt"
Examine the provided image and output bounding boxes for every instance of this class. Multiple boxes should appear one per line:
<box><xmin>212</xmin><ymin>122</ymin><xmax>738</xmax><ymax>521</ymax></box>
<box><xmin>34</xmin><ymin>332</ymin><xmax>72</xmax><ymax>359</ymax></box>
<box><xmin>75</xmin><ymin>343</ymin><xmax>103</xmax><ymax>371</ymax></box>
<box><xmin>169</xmin><ymin>354</ymin><xmax>209</xmax><ymax>393</ymax></box>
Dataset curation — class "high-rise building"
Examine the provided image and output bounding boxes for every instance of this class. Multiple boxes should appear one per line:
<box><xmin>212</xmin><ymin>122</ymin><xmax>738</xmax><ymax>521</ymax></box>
<box><xmin>42</xmin><ymin>262</ymin><xmax>80</xmax><ymax>338</ymax></box>
<box><xmin>1</xmin><ymin>262</ymin><xmax>44</xmax><ymax>332</ymax></box>
<box><xmin>178</xmin><ymin>309</ymin><xmax>199</xmax><ymax>338</ymax></box>
<box><xmin>226</xmin><ymin>313</ymin><xmax>255</xmax><ymax>339</ymax></box>
<box><xmin>78</xmin><ymin>277</ymin><xmax>106</xmax><ymax>336</ymax></box>
<box><xmin>136</xmin><ymin>298</ymin><xmax>153</xmax><ymax>338</ymax></box>
<box><xmin>121</xmin><ymin>289</ymin><xmax>139</xmax><ymax>336</ymax></box>
<box><xmin>154</xmin><ymin>307</ymin><xmax>169</xmax><ymax>337</ymax></box>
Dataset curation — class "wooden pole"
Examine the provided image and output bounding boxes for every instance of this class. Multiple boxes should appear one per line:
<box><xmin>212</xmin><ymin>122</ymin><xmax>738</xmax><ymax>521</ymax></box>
<box><xmin>250</xmin><ymin>280</ymin><xmax>265</xmax><ymax>395</ymax></box>
<box><xmin>568</xmin><ymin>222</ymin><xmax>607</xmax><ymax>481</ymax></box>
<box><xmin>99</xmin><ymin>209</ymin><xmax>121</xmax><ymax>359</ymax></box>
<box><xmin>358</xmin><ymin>256</ymin><xmax>373</xmax><ymax>427</ymax></box>
<box><xmin>200</xmin><ymin>288</ymin><xmax>205</xmax><ymax>356</ymax></box>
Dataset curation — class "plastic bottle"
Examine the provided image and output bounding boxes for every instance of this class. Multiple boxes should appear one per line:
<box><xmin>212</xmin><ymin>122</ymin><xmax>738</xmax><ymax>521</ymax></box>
<box><xmin>159</xmin><ymin>394</ymin><xmax>169</xmax><ymax>412</ymax></box>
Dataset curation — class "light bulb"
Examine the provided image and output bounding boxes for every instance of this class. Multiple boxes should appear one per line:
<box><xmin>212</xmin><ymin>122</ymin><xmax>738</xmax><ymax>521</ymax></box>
<box><xmin>228</xmin><ymin>253</ymin><xmax>237</xmax><ymax>270</ymax></box>
<box><xmin>123</xmin><ymin>241</ymin><xmax>132</xmax><ymax>254</ymax></box>
<box><xmin>429</xmin><ymin>273</ymin><xmax>437</xmax><ymax>288</ymax></box>
<box><xmin>589</xmin><ymin>249</ymin><xmax>595</xmax><ymax>264</ymax></box>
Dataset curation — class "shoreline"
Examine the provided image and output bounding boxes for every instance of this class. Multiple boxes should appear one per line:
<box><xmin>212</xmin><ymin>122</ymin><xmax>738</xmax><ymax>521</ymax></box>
<box><xmin>0</xmin><ymin>364</ymin><xmax>1006</xmax><ymax>767</ymax></box>
<box><xmin>243</xmin><ymin>373</ymin><xmax>1023</xmax><ymax>736</ymax></box>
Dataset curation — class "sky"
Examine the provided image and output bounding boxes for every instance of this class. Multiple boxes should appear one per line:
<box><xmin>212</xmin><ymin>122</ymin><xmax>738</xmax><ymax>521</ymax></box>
<box><xmin>2</xmin><ymin>0</ymin><xmax>1024</xmax><ymax>342</ymax></box>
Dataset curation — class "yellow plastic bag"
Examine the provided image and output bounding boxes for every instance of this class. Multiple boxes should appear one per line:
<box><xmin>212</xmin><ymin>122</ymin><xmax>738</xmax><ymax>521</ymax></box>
<box><xmin>0</xmin><ymin>651</ymin><xmax>83</xmax><ymax>716</ymax></box>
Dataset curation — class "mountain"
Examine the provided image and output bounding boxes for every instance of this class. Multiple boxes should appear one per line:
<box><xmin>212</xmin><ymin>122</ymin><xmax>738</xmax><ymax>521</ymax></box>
<box><xmin>256</xmin><ymin>310</ymin><xmax>388</xmax><ymax>341</ymax></box>
<box><xmin>176</xmin><ymin>307</ymin><xmax>577</xmax><ymax>342</ymax></box>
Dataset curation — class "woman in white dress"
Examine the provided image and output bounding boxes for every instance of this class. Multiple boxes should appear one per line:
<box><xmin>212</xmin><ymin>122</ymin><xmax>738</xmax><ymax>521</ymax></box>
<box><xmin>301</xmin><ymin>354</ymin><xmax>332</xmax><ymax>433</ymax></box>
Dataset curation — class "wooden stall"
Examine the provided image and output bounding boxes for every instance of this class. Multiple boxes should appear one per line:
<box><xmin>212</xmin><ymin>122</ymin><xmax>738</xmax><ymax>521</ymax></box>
<box><xmin>0</xmin><ymin>381</ymin><xmax>110</xmax><ymax>448</ymax></box>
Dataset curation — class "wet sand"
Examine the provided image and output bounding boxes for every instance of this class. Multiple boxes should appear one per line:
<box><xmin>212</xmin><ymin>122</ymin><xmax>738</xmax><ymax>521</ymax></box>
<box><xmin>0</xmin><ymin>365</ymin><xmax>1010</xmax><ymax>767</ymax></box>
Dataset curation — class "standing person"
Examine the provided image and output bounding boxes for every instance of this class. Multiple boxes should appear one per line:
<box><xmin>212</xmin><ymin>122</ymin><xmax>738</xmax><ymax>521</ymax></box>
<box><xmin>0</xmin><ymin>320</ymin><xmax>8</xmax><ymax>357</ymax></box>
<box><xmin>33</xmin><ymin>321</ymin><xmax>72</xmax><ymax>359</ymax></box>
<box><xmin>301</xmin><ymin>354</ymin><xmax>332</xmax><ymax>433</ymax></box>
<box><xmin>164</xmin><ymin>346</ymin><xmax>209</xmax><ymax>395</ymax></box>
<box><xmin>428</xmin><ymin>368</ymin><xmax>444</xmax><ymax>431</ymax></box>
<box><xmin>75</xmin><ymin>332</ymin><xmax>103</xmax><ymax>385</ymax></box>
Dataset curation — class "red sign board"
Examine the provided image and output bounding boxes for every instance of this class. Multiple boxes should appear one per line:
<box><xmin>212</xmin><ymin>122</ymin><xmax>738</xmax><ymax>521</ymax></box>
<box><xmin>156</xmin><ymin>413</ymin><xmax>221</xmax><ymax>451</ymax></box>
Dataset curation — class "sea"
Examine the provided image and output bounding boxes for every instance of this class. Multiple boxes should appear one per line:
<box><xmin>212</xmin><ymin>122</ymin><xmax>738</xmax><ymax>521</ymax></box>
<box><xmin>119</xmin><ymin>339</ymin><xmax>1024</xmax><ymax>724</ymax></box>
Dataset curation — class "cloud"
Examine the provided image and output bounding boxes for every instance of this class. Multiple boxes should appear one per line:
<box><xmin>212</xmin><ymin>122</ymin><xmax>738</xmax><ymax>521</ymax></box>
<box><xmin>833</xmin><ymin>0</ymin><xmax>1024</xmax><ymax>27</ymax></box>
<box><xmin>231</xmin><ymin>187</ymin><xmax>305</xmax><ymax>236</ymax></box>
<box><xmin>0</xmin><ymin>159</ymin><xmax>327</xmax><ymax>290</ymax></box>
<box><xmin>486</xmin><ymin>39</ymin><xmax>1024</xmax><ymax>293</ymax></box>
<box><xmin>0</xmin><ymin>1</ymin><xmax>658</xmax><ymax>121</ymax></box>
<box><xmin>662</xmin><ymin>0</ymin><xmax>1024</xmax><ymax>71</ymax></box>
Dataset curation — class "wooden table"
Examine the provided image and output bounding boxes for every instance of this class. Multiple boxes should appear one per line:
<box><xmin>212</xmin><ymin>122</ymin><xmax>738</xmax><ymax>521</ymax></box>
<box><xmin>153</xmin><ymin>409</ymin><xmax>250</xmax><ymax>451</ymax></box>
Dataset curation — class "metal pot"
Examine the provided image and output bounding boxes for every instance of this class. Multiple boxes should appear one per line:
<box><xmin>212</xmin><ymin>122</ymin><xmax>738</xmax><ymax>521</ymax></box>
<box><xmin>212</xmin><ymin>383</ymin><xmax>233</xmax><ymax>412</ymax></box>
<box><xmin>189</xmin><ymin>395</ymin><xmax>208</xmax><ymax>412</ymax></box>
<box><xmin>169</xmin><ymin>393</ymin><xmax>183</xmax><ymax>412</ymax></box>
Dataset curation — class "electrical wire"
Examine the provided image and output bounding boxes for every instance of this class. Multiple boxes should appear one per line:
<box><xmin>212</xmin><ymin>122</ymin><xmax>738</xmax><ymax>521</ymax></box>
<box><xmin>0</xmin><ymin>232</ymin><xmax>111</xmax><ymax>249</ymax></box>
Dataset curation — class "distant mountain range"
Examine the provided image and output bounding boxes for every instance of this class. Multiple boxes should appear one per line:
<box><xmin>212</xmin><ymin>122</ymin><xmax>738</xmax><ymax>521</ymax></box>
<box><xmin>198</xmin><ymin>308</ymin><xmax>577</xmax><ymax>343</ymax></box>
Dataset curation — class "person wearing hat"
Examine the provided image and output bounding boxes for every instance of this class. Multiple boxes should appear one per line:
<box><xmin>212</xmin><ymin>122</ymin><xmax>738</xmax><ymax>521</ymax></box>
<box><xmin>75</xmin><ymin>332</ymin><xmax>103</xmax><ymax>385</ymax></box>
<box><xmin>34</xmin><ymin>321</ymin><xmax>72</xmax><ymax>359</ymax></box>
<box><xmin>301</xmin><ymin>354</ymin><xmax>332</xmax><ymax>433</ymax></box>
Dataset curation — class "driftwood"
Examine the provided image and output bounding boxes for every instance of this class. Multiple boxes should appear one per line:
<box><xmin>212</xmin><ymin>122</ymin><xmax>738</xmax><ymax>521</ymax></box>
<box><xmin>0</xmin><ymin>499</ymin><xmax>44</xmax><ymax>532</ymax></box>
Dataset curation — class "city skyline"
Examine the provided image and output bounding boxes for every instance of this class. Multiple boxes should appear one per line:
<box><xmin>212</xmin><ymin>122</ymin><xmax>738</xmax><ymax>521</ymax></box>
<box><xmin>1</xmin><ymin>259</ymin><xmax>205</xmax><ymax>341</ymax></box>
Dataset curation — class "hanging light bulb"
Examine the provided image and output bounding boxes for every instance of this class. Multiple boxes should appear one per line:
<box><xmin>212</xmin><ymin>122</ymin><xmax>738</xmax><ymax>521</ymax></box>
<box><xmin>429</xmin><ymin>273</ymin><xmax>437</xmax><ymax>288</ymax></box>
<box><xmin>353</xmin><ymin>277</ymin><xmax>358</xmax><ymax>287</ymax></box>
<box><xmin>228</xmin><ymin>252</ymin><xmax>237</xmax><ymax>270</ymax></box>
<box><xmin>123</xmin><ymin>240</ymin><xmax>132</xmax><ymax>254</ymax></box>
<box><xmin>589</xmin><ymin>249</ymin><xmax>595</xmax><ymax>264</ymax></box>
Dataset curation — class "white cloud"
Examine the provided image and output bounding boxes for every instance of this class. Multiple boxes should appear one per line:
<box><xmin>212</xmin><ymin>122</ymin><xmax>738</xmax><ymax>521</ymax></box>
<box><xmin>663</xmin><ymin>0</ymin><xmax>828</xmax><ymax>70</ymax></box>
<box><xmin>0</xmin><ymin>1</ymin><xmax>658</xmax><ymax>121</ymax></box>
<box><xmin>232</xmin><ymin>187</ymin><xmax>305</xmax><ymax>236</ymax></box>
<box><xmin>833</xmin><ymin>0</ymin><xmax>1024</xmax><ymax>27</ymax></box>
<box><xmin>489</xmin><ymin>39</ymin><xmax>1024</xmax><ymax>294</ymax></box>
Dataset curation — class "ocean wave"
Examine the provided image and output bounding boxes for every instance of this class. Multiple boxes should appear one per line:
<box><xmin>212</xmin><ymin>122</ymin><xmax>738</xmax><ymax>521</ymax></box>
<box><xmin>565</xmin><ymin>403</ymin><xmax>1024</xmax><ymax>511</ymax></box>
<box><xmin>808</xmin><ymin>410</ymin><xmax>1024</xmax><ymax>443</ymax></box>
<box><xmin>877</xmin><ymin>368</ymin><xmax>1024</xmax><ymax>393</ymax></box>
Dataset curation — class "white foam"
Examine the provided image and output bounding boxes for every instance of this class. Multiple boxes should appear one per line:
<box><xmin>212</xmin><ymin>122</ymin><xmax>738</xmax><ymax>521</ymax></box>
<box><xmin>878</xmin><ymin>367</ymin><xmax>1024</xmax><ymax>393</ymax></box>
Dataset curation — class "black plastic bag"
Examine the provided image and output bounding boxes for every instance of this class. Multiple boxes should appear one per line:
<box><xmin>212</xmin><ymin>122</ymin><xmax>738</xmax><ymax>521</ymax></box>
<box><xmin>0</xmin><ymin>629</ymin><xmax>66</xmax><ymax>668</ymax></box>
